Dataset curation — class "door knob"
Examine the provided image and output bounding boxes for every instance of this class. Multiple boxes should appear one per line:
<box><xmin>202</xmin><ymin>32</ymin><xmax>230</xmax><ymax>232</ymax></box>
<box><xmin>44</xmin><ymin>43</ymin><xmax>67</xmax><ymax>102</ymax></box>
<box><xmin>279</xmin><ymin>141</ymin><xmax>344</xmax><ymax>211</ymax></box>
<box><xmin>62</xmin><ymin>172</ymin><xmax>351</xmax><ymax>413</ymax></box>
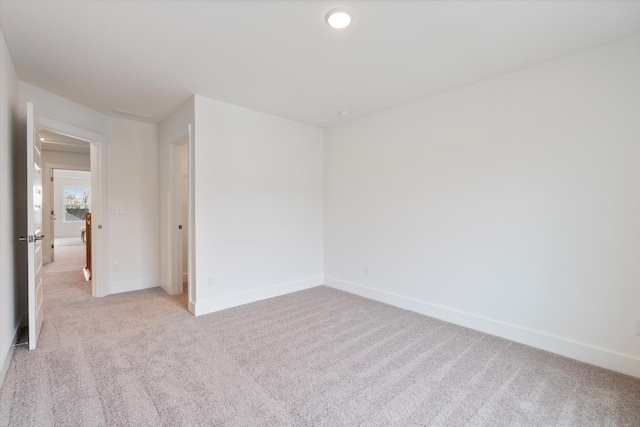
<box><xmin>34</xmin><ymin>235</ymin><xmax>45</xmax><ymax>241</ymax></box>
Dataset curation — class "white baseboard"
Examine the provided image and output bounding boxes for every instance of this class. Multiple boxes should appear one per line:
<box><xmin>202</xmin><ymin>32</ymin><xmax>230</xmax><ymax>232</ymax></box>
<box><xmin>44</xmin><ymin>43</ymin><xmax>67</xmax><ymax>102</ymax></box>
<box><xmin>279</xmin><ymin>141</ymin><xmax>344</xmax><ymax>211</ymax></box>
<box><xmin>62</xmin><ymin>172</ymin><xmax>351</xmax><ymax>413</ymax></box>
<box><xmin>193</xmin><ymin>276</ymin><xmax>323</xmax><ymax>316</ymax></box>
<box><xmin>107</xmin><ymin>278</ymin><xmax>161</xmax><ymax>295</ymax></box>
<box><xmin>324</xmin><ymin>276</ymin><xmax>640</xmax><ymax>379</ymax></box>
<box><xmin>0</xmin><ymin>312</ymin><xmax>26</xmax><ymax>388</ymax></box>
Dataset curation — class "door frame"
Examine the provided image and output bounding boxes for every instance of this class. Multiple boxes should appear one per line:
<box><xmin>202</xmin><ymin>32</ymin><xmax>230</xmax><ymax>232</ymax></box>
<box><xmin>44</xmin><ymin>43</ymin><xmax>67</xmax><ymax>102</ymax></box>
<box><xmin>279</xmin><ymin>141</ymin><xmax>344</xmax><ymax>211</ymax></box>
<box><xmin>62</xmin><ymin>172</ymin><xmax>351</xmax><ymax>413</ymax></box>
<box><xmin>37</xmin><ymin>116</ymin><xmax>107</xmax><ymax>297</ymax></box>
<box><xmin>168</xmin><ymin>125</ymin><xmax>195</xmax><ymax>313</ymax></box>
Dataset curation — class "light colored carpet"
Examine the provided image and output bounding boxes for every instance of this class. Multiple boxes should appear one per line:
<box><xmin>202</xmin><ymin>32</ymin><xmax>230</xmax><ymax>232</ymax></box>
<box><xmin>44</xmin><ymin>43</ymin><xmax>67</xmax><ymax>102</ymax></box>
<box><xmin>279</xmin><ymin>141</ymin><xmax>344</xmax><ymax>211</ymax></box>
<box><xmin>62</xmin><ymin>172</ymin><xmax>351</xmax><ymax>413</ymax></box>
<box><xmin>1</xmin><ymin>250</ymin><xmax>639</xmax><ymax>425</ymax></box>
<box><xmin>44</xmin><ymin>244</ymin><xmax>87</xmax><ymax>275</ymax></box>
<box><xmin>54</xmin><ymin>237</ymin><xmax>85</xmax><ymax>247</ymax></box>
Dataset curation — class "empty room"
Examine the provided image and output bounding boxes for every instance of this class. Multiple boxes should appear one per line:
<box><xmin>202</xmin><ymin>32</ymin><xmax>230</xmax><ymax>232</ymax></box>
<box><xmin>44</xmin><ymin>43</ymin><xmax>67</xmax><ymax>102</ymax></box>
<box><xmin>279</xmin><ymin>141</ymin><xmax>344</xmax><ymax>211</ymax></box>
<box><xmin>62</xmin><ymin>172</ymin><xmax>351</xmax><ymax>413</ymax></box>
<box><xmin>0</xmin><ymin>1</ymin><xmax>639</xmax><ymax>425</ymax></box>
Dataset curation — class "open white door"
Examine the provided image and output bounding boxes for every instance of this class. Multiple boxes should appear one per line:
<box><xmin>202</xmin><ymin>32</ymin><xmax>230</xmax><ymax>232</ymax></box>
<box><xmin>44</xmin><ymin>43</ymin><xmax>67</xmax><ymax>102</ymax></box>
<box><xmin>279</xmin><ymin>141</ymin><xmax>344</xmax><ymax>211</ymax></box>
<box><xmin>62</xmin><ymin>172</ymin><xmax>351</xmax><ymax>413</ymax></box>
<box><xmin>25</xmin><ymin>102</ymin><xmax>44</xmax><ymax>350</ymax></box>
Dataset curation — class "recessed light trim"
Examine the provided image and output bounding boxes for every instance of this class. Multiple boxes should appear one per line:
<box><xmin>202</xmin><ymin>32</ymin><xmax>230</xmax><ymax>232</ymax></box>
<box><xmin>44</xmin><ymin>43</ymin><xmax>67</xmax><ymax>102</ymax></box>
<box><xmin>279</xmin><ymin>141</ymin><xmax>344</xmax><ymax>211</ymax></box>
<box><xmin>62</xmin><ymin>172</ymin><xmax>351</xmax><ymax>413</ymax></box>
<box><xmin>339</xmin><ymin>109</ymin><xmax>351</xmax><ymax>117</ymax></box>
<box><xmin>325</xmin><ymin>9</ymin><xmax>352</xmax><ymax>29</ymax></box>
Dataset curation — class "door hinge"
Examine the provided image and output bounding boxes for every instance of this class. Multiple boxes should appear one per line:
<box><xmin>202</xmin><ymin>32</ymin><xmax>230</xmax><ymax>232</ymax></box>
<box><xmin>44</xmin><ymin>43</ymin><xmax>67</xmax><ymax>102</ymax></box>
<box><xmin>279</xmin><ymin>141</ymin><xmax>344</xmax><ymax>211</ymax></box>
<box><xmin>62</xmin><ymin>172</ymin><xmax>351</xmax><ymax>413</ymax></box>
<box><xmin>50</xmin><ymin>177</ymin><xmax>54</xmax><ymax>182</ymax></box>
<box><xmin>178</xmin><ymin>225</ymin><xmax>183</xmax><ymax>230</ymax></box>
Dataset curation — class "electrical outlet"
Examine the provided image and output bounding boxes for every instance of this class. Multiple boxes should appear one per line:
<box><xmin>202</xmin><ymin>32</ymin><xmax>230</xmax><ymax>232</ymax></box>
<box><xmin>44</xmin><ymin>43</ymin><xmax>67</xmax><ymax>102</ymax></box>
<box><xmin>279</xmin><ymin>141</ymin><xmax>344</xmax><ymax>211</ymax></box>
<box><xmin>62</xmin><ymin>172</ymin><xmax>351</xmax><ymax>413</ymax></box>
<box><xmin>364</xmin><ymin>266</ymin><xmax>370</xmax><ymax>277</ymax></box>
<box><xmin>112</xmin><ymin>261</ymin><xmax>119</xmax><ymax>272</ymax></box>
<box><xmin>208</xmin><ymin>276</ymin><xmax>214</xmax><ymax>287</ymax></box>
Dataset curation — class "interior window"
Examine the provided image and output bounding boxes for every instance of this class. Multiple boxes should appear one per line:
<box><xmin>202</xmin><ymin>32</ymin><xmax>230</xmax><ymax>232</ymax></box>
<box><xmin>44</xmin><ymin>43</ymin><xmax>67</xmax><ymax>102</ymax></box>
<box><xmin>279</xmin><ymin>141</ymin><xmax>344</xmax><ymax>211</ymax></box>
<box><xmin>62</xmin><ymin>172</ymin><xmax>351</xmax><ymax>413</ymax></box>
<box><xmin>63</xmin><ymin>187</ymin><xmax>90</xmax><ymax>222</ymax></box>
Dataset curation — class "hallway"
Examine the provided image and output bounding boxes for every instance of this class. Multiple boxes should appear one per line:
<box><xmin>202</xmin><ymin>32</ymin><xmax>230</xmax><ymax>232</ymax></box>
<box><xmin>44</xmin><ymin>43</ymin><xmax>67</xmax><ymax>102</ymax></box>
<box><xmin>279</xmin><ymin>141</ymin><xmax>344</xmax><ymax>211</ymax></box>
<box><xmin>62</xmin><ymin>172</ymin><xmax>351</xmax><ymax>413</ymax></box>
<box><xmin>44</xmin><ymin>244</ymin><xmax>88</xmax><ymax>292</ymax></box>
<box><xmin>0</xmin><ymin>242</ymin><xmax>192</xmax><ymax>425</ymax></box>
<box><xmin>39</xmin><ymin>243</ymin><xmax>190</xmax><ymax>348</ymax></box>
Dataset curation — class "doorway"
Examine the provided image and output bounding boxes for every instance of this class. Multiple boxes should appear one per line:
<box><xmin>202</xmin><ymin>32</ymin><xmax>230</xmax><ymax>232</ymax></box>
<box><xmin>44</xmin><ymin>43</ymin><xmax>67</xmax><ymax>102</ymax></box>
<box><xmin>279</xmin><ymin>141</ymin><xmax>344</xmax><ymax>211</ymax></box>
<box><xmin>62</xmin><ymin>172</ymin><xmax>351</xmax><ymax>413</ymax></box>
<box><xmin>41</xmin><ymin>129</ymin><xmax>91</xmax><ymax>263</ymax></box>
<box><xmin>49</xmin><ymin>168</ymin><xmax>91</xmax><ymax>281</ymax></box>
<box><xmin>37</xmin><ymin>117</ymin><xmax>107</xmax><ymax>298</ymax></box>
<box><xmin>179</xmin><ymin>143</ymin><xmax>189</xmax><ymax>294</ymax></box>
<box><xmin>22</xmin><ymin>107</ymin><xmax>107</xmax><ymax>352</ymax></box>
<box><xmin>168</xmin><ymin>125</ymin><xmax>194</xmax><ymax>313</ymax></box>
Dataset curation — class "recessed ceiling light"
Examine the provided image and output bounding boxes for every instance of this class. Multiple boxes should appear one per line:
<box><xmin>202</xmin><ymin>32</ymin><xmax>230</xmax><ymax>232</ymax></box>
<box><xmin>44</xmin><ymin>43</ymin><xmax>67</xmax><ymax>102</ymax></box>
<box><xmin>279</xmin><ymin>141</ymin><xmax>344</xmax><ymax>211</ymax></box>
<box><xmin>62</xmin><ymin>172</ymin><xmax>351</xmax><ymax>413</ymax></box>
<box><xmin>325</xmin><ymin>9</ymin><xmax>352</xmax><ymax>29</ymax></box>
<box><xmin>339</xmin><ymin>110</ymin><xmax>351</xmax><ymax>117</ymax></box>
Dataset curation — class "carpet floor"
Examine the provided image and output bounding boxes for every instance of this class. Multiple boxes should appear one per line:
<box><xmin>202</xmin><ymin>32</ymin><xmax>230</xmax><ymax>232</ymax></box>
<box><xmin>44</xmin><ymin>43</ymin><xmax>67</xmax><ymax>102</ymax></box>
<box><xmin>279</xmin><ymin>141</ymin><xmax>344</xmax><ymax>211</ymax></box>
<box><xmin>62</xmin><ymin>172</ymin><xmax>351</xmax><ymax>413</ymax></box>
<box><xmin>1</xmin><ymin>247</ymin><xmax>639</xmax><ymax>426</ymax></box>
<box><xmin>53</xmin><ymin>237</ymin><xmax>85</xmax><ymax>247</ymax></box>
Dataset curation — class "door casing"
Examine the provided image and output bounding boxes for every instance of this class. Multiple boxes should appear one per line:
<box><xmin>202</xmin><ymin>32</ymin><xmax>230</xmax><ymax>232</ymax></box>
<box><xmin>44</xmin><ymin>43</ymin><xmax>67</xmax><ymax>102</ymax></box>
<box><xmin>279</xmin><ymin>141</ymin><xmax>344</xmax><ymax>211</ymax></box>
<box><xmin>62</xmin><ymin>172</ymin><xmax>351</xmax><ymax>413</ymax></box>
<box><xmin>37</xmin><ymin>116</ymin><xmax>107</xmax><ymax>297</ymax></box>
<box><xmin>168</xmin><ymin>125</ymin><xmax>195</xmax><ymax>314</ymax></box>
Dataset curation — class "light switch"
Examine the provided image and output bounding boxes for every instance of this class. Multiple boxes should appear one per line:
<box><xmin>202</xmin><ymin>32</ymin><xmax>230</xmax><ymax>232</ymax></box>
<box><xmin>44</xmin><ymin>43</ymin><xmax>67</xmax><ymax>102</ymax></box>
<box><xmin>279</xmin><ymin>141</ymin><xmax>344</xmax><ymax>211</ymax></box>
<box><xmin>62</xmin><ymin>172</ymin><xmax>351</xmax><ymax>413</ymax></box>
<box><xmin>111</xmin><ymin>206</ymin><xmax>127</xmax><ymax>215</ymax></box>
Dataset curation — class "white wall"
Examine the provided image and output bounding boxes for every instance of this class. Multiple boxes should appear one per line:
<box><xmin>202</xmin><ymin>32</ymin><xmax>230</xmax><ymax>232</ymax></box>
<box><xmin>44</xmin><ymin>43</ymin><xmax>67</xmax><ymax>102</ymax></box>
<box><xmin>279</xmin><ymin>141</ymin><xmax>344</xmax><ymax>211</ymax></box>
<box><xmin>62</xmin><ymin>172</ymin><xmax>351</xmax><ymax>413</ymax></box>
<box><xmin>52</xmin><ymin>169</ymin><xmax>91</xmax><ymax>238</ymax></box>
<box><xmin>106</xmin><ymin>117</ymin><xmax>160</xmax><ymax>294</ymax></box>
<box><xmin>193</xmin><ymin>95</ymin><xmax>324</xmax><ymax>315</ymax></box>
<box><xmin>41</xmin><ymin>149</ymin><xmax>90</xmax><ymax>263</ymax></box>
<box><xmin>324</xmin><ymin>36</ymin><xmax>640</xmax><ymax>377</ymax></box>
<box><xmin>0</xmin><ymin>30</ymin><xmax>23</xmax><ymax>386</ymax></box>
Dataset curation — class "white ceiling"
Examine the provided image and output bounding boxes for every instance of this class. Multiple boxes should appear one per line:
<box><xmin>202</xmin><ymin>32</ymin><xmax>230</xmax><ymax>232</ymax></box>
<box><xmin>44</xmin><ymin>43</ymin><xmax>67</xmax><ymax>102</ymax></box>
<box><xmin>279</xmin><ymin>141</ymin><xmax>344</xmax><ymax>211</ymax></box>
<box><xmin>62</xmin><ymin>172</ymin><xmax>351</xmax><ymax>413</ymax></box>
<box><xmin>1</xmin><ymin>1</ymin><xmax>639</xmax><ymax>128</ymax></box>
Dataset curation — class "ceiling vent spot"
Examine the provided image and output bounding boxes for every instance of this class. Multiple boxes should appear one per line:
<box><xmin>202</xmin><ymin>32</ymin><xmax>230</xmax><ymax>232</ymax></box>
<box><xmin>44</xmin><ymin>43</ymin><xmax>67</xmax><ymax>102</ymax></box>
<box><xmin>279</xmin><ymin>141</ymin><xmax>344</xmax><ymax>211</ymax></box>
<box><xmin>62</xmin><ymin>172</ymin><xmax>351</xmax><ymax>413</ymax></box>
<box><xmin>112</xmin><ymin>109</ymin><xmax>152</xmax><ymax>121</ymax></box>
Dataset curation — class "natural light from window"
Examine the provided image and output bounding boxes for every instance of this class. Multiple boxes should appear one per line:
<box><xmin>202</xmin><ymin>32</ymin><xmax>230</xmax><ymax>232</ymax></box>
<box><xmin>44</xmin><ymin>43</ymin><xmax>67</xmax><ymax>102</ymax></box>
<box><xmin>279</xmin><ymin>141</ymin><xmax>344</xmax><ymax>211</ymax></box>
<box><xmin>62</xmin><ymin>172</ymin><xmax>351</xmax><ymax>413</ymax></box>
<box><xmin>63</xmin><ymin>187</ymin><xmax>90</xmax><ymax>222</ymax></box>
